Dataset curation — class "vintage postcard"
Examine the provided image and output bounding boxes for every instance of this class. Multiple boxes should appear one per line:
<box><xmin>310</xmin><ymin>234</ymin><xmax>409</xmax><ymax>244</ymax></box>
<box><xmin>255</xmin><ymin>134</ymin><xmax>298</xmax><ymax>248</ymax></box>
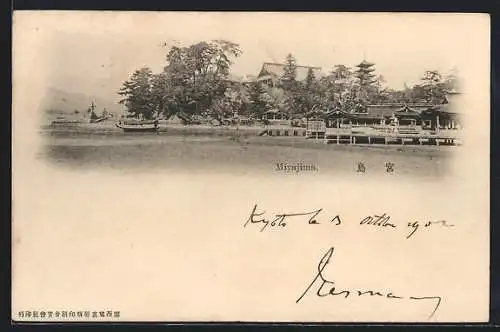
<box><xmin>12</xmin><ymin>11</ymin><xmax>490</xmax><ymax>323</ymax></box>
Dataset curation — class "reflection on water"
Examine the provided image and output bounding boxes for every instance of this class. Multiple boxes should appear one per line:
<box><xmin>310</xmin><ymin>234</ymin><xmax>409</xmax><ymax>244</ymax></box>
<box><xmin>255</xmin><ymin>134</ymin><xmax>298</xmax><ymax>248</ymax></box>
<box><xmin>39</xmin><ymin>127</ymin><xmax>454</xmax><ymax>178</ymax></box>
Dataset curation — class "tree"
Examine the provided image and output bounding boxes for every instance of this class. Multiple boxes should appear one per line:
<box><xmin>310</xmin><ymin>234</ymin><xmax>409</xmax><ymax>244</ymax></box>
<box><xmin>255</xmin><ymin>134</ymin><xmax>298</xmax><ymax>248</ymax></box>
<box><xmin>332</xmin><ymin>64</ymin><xmax>353</xmax><ymax>90</ymax></box>
<box><xmin>305</xmin><ymin>68</ymin><xmax>315</xmax><ymax>89</ymax></box>
<box><xmin>118</xmin><ymin>67</ymin><xmax>155</xmax><ymax>119</ymax></box>
<box><xmin>315</xmin><ymin>65</ymin><xmax>358</xmax><ymax>111</ymax></box>
<box><xmin>315</xmin><ymin>76</ymin><xmax>332</xmax><ymax>109</ymax></box>
<box><xmin>248</xmin><ymin>82</ymin><xmax>267</xmax><ymax>118</ymax></box>
<box><xmin>279</xmin><ymin>54</ymin><xmax>303</xmax><ymax>117</ymax></box>
<box><xmin>261</xmin><ymin>86</ymin><xmax>287</xmax><ymax>113</ymax></box>
<box><xmin>368</xmin><ymin>75</ymin><xmax>387</xmax><ymax>104</ymax></box>
<box><xmin>224</xmin><ymin>82</ymin><xmax>251</xmax><ymax>116</ymax></box>
<box><xmin>117</xmin><ymin>40</ymin><xmax>242</xmax><ymax>120</ymax></box>
<box><xmin>161</xmin><ymin>40</ymin><xmax>242</xmax><ymax>116</ymax></box>
<box><xmin>422</xmin><ymin>70</ymin><xmax>442</xmax><ymax>95</ymax></box>
<box><xmin>210</xmin><ymin>96</ymin><xmax>232</xmax><ymax>119</ymax></box>
<box><xmin>314</xmin><ymin>74</ymin><xmax>336</xmax><ymax>111</ymax></box>
<box><xmin>301</xmin><ymin>68</ymin><xmax>321</xmax><ymax>114</ymax></box>
<box><xmin>413</xmin><ymin>70</ymin><xmax>446</xmax><ymax>104</ymax></box>
<box><xmin>280</xmin><ymin>54</ymin><xmax>298</xmax><ymax>90</ymax></box>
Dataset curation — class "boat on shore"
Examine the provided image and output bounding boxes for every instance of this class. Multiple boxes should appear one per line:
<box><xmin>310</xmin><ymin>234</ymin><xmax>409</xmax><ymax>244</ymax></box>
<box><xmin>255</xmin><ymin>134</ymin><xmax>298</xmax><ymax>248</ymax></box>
<box><xmin>51</xmin><ymin>118</ymin><xmax>84</xmax><ymax>125</ymax></box>
<box><xmin>116</xmin><ymin>119</ymin><xmax>159</xmax><ymax>133</ymax></box>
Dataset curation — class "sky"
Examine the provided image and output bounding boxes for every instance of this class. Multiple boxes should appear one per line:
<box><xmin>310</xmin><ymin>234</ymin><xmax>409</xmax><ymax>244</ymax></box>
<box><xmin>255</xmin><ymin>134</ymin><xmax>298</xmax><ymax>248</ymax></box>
<box><xmin>13</xmin><ymin>12</ymin><xmax>489</xmax><ymax>103</ymax></box>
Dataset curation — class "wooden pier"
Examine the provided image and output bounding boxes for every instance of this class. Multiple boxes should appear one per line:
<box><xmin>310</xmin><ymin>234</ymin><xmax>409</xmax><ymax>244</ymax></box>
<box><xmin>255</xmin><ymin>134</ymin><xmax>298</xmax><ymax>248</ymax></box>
<box><xmin>259</xmin><ymin>127</ymin><xmax>307</xmax><ymax>137</ymax></box>
<box><xmin>319</xmin><ymin>128</ymin><xmax>462</xmax><ymax>146</ymax></box>
<box><xmin>257</xmin><ymin>124</ymin><xmax>462</xmax><ymax>146</ymax></box>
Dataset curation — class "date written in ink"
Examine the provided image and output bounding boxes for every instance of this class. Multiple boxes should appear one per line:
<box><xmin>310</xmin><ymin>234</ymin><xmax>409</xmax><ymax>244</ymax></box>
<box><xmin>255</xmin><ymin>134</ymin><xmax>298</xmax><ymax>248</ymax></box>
<box><xmin>243</xmin><ymin>204</ymin><xmax>453</xmax><ymax>240</ymax></box>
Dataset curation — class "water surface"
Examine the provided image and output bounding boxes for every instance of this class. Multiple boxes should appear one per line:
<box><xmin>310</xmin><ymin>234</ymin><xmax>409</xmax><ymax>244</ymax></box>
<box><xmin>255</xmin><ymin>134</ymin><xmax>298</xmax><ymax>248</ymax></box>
<box><xmin>39</xmin><ymin>127</ymin><xmax>455</xmax><ymax>178</ymax></box>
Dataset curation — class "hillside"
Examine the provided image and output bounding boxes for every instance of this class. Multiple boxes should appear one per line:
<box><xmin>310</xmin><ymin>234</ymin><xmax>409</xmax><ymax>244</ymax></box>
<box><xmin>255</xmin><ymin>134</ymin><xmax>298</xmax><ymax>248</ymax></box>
<box><xmin>41</xmin><ymin>87</ymin><xmax>126</xmax><ymax>120</ymax></box>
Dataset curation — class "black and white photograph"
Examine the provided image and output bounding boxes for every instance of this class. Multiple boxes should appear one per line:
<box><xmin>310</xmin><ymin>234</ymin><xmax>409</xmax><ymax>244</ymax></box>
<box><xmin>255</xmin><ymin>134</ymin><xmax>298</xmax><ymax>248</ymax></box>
<box><xmin>31</xmin><ymin>12</ymin><xmax>471</xmax><ymax>178</ymax></box>
<box><xmin>12</xmin><ymin>12</ymin><xmax>490</xmax><ymax>323</ymax></box>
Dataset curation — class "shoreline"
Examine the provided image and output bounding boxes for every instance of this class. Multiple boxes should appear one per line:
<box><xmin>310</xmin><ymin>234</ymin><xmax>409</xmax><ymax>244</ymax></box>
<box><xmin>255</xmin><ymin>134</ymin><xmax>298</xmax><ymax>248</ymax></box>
<box><xmin>40</xmin><ymin>122</ymin><xmax>454</xmax><ymax>177</ymax></box>
<box><xmin>41</xmin><ymin>122</ymin><xmax>459</xmax><ymax>154</ymax></box>
<box><xmin>42</xmin><ymin>131</ymin><xmax>454</xmax><ymax>160</ymax></box>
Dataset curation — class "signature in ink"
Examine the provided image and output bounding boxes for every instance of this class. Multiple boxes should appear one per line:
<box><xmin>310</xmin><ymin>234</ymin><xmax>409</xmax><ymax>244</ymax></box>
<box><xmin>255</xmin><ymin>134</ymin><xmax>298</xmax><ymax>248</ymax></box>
<box><xmin>243</xmin><ymin>204</ymin><xmax>325</xmax><ymax>232</ymax></box>
<box><xmin>296</xmin><ymin>246</ymin><xmax>442</xmax><ymax>320</ymax></box>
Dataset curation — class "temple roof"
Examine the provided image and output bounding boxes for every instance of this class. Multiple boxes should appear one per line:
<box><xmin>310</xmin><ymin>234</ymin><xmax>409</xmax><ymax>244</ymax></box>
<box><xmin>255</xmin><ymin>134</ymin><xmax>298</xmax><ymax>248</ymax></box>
<box><xmin>356</xmin><ymin>60</ymin><xmax>375</xmax><ymax>67</ymax></box>
<box><xmin>364</xmin><ymin>105</ymin><xmax>400</xmax><ymax>118</ymax></box>
<box><xmin>257</xmin><ymin>62</ymin><xmax>323</xmax><ymax>81</ymax></box>
<box><xmin>323</xmin><ymin>106</ymin><xmax>394</xmax><ymax>120</ymax></box>
<box><xmin>394</xmin><ymin>105</ymin><xmax>421</xmax><ymax>117</ymax></box>
<box><xmin>420</xmin><ymin>108</ymin><xmax>459</xmax><ymax>118</ymax></box>
<box><xmin>324</xmin><ymin>109</ymin><xmax>355</xmax><ymax>119</ymax></box>
<box><xmin>356</xmin><ymin>67</ymin><xmax>375</xmax><ymax>72</ymax></box>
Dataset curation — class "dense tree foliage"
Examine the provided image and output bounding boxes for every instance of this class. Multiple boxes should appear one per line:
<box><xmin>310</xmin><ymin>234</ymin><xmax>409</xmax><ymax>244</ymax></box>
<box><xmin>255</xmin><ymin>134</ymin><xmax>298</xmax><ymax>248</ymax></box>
<box><xmin>248</xmin><ymin>82</ymin><xmax>267</xmax><ymax>117</ymax></box>
<box><xmin>118</xmin><ymin>42</ymin><xmax>461</xmax><ymax>121</ymax></box>
<box><xmin>118</xmin><ymin>67</ymin><xmax>155</xmax><ymax>119</ymax></box>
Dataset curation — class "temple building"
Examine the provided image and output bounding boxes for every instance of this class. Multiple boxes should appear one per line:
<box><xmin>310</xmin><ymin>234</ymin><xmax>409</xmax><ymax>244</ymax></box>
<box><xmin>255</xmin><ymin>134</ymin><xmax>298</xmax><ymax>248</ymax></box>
<box><xmin>263</xmin><ymin>109</ymin><xmax>288</xmax><ymax>120</ymax></box>
<box><xmin>354</xmin><ymin>60</ymin><xmax>377</xmax><ymax>87</ymax></box>
<box><xmin>314</xmin><ymin>91</ymin><xmax>462</xmax><ymax>132</ymax></box>
<box><xmin>354</xmin><ymin>60</ymin><xmax>378</xmax><ymax>100</ymax></box>
<box><xmin>320</xmin><ymin>104</ymin><xmax>426</xmax><ymax>128</ymax></box>
<box><xmin>255</xmin><ymin>62</ymin><xmax>323</xmax><ymax>87</ymax></box>
<box><xmin>420</xmin><ymin>91</ymin><xmax>463</xmax><ymax>130</ymax></box>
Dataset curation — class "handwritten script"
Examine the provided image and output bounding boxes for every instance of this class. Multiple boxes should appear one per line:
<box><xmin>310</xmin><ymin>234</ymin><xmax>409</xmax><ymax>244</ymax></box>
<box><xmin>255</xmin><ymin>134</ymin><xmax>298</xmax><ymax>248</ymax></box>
<box><xmin>242</xmin><ymin>204</ymin><xmax>453</xmax><ymax>320</ymax></box>
<box><xmin>243</xmin><ymin>204</ymin><xmax>454</xmax><ymax>239</ymax></box>
<box><xmin>296</xmin><ymin>246</ymin><xmax>442</xmax><ymax>320</ymax></box>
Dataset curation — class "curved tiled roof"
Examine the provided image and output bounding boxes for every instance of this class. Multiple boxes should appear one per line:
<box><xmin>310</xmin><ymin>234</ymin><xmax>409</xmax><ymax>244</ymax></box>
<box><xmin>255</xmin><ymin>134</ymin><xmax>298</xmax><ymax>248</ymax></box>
<box><xmin>258</xmin><ymin>62</ymin><xmax>323</xmax><ymax>81</ymax></box>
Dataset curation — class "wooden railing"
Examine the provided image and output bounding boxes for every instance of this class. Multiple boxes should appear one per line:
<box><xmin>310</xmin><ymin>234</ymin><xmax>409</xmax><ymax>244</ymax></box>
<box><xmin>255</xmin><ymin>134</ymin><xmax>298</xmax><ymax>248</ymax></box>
<box><xmin>307</xmin><ymin>121</ymin><xmax>463</xmax><ymax>138</ymax></box>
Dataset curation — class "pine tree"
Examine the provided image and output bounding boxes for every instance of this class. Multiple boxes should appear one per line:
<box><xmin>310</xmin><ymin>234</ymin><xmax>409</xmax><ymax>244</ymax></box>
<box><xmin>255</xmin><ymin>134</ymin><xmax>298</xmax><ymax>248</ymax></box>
<box><xmin>280</xmin><ymin>54</ymin><xmax>301</xmax><ymax>116</ymax></box>
<box><xmin>118</xmin><ymin>67</ymin><xmax>155</xmax><ymax>119</ymax></box>
<box><xmin>305</xmin><ymin>68</ymin><xmax>315</xmax><ymax>89</ymax></box>
<box><xmin>303</xmin><ymin>68</ymin><xmax>317</xmax><ymax>113</ymax></box>
<box><xmin>421</xmin><ymin>70</ymin><xmax>443</xmax><ymax>104</ymax></box>
<box><xmin>280</xmin><ymin>54</ymin><xmax>298</xmax><ymax>90</ymax></box>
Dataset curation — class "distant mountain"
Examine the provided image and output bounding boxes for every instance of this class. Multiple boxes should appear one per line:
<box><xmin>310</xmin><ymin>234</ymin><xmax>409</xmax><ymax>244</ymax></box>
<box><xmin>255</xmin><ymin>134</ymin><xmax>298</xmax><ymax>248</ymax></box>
<box><xmin>41</xmin><ymin>87</ymin><xmax>126</xmax><ymax>120</ymax></box>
